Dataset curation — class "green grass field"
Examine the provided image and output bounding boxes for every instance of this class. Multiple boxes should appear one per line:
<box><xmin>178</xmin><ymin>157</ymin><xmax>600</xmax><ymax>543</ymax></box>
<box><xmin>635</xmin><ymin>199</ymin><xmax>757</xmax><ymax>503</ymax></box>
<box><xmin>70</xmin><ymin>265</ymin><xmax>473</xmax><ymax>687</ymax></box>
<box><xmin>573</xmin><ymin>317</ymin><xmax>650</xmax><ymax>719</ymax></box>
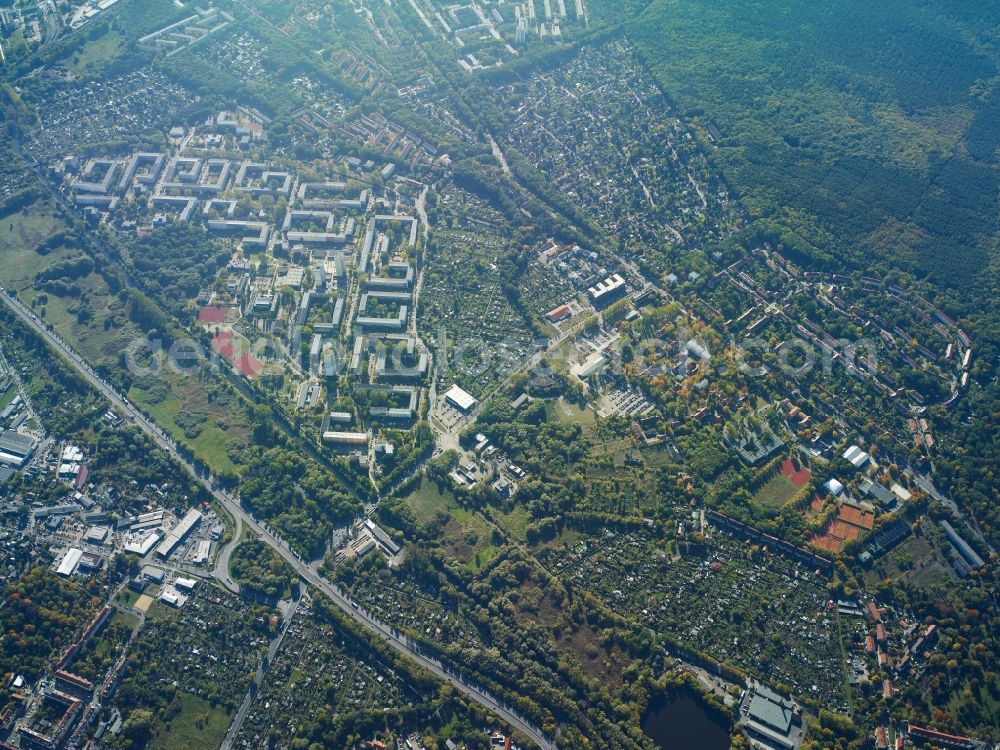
<box><xmin>530</xmin><ymin>525</ymin><xmax>585</xmax><ymax>553</ymax></box>
<box><xmin>938</xmin><ymin>677</ymin><xmax>1000</xmax><ymax>736</ymax></box>
<box><xmin>149</xmin><ymin>692</ymin><xmax>231</xmax><ymax>750</ymax></box>
<box><xmin>403</xmin><ymin>477</ymin><xmax>453</xmax><ymax>525</ymax></box>
<box><xmin>111</xmin><ymin>608</ymin><xmax>139</xmax><ymax>628</ymax></box>
<box><xmin>752</xmin><ymin>473</ymin><xmax>799</xmax><ymax>510</ymax></box>
<box><xmin>0</xmin><ymin>203</ymin><xmax>132</xmax><ymax>365</ymax></box>
<box><xmin>20</xmin><ymin>279</ymin><xmax>246</xmax><ymax>478</ymax></box>
<box><xmin>587</xmin><ymin>437</ymin><xmax>632</xmax><ymax>459</ymax></box>
<box><xmin>129</xmin><ymin>376</ymin><xmax>248</xmax><ymax>476</ymax></box>
<box><xmin>0</xmin><ymin>204</ymin><xmax>69</xmax><ymax>289</ymax></box>
<box><xmin>21</xmin><ymin>270</ymin><xmax>128</xmax><ymax>353</ymax></box>
<box><xmin>18</xmin><ymin>265</ymin><xmax>249</xmax><ymax>478</ymax></box>
<box><xmin>115</xmin><ymin>589</ymin><xmax>142</xmax><ymax>609</ymax></box>
<box><xmin>130</xmin><ymin>383</ymin><xmax>241</xmax><ymax>476</ymax></box>
<box><xmin>403</xmin><ymin>479</ymin><xmax>500</xmax><ymax>569</ymax></box>
<box><xmin>640</xmin><ymin>444</ymin><xmax>681</xmax><ymax>468</ymax></box>
<box><xmin>66</xmin><ymin>29</ymin><xmax>125</xmax><ymax>75</ymax></box>
<box><xmin>1</xmin><ymin>202</ymin><xmax>250</xmax><ymax>477</ymax></box>
<box><xmin>549</xmin><ymin>397</ymin><xmax>596</xmax><ymax>427</ymax></box>
<box><xmin>447</xmin><ymin>506</ymin><xmax>500</xmax><ymax>571</ymax></box>
<box><xmin>488</xmin><ymin>503</ymin><xmax>531</xmax><ymax>542</ymax></box>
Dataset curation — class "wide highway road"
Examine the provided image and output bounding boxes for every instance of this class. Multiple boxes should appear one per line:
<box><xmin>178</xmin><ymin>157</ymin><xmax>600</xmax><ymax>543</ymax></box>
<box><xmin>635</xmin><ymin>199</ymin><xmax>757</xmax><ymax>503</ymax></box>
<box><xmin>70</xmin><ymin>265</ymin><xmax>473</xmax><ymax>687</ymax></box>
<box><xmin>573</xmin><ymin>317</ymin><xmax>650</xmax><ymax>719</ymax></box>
<box><xmin>0</xmin><ymin>288</ymin><xmax>557</xmax><ymax>750</ymax></box>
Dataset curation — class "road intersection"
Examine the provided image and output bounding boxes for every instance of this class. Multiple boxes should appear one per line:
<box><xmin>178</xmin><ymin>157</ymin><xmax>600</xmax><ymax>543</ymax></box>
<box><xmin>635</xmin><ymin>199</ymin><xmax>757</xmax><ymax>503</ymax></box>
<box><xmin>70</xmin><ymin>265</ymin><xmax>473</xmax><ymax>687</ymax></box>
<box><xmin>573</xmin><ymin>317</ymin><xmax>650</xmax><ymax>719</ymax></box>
<box><xmin>0</xmin><ymin>287</ymin><xmax>557</xmax><ymax>750</ymax></box>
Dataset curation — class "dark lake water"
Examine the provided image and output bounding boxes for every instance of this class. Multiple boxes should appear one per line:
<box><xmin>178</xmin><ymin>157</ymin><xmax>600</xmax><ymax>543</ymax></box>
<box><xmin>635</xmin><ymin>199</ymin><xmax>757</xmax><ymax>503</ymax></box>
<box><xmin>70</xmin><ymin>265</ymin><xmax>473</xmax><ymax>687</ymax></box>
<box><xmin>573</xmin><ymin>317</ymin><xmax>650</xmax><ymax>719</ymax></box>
<box><xmin>641</xmin><ymin>688</ymin><xmax>731</xmax><ymax>750</ymax></box>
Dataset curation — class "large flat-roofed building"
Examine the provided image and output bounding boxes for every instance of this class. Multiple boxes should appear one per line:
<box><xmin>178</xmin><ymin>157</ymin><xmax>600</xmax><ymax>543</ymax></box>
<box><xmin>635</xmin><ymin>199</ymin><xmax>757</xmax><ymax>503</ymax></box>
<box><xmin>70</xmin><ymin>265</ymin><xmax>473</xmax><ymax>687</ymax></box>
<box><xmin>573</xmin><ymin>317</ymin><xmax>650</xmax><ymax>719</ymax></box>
<box><xmin>189</xmin><ymin>539</ymin><xmax>211</xmax><ymax>565</ymax></box>
<box><xmin>57</xmin><ymin>548</ymin><xmax>84</xmax><ymax>577</ymax></box>
<box><xmin>155</xmin><ymin>508</ymin><xmax>201</xmax><ymax>559</ymax></box>
<box><xmin>120</xmin><ymin>152</ymin><xmax>166</xmax><ymax>190</ymax></box>
<box><xmin>123</xmin><ymin>530</ymin><xmax>161</xmax><ymax>555</ymax></box>
<box><xmin>84</xmin><ymin>526</ymin><xmax>109</xmax><ymax>545</ymax></box>
<box><xmin>355</xmin><ymin>306</ymin><xmax>408</xmax><ymax>332</ymax></box>
<box><xmin>234</xmin><ymin>162</ymin><xmax>292</xmax><ymax>197</ymax></box>
<box><xmin>587</xmin><ymin>273</ymin><xmax>626</xmax><ymax>308</ymax></box>
<box><xmin>72</xmin><ymin>159</ymin><xmax>119</xmax><ymax>195</ymax></box>
<box><xmin>364</xmin><ymin>265</ymin><xmax>415</xmax><ymax>291</ymax></box>
<box><xmin>939</xmin><ymin>519</ymin><xmax>986</xmax><ymax>572</ymax></box>
<box><xmin>207</xmin><ymin>220</ymin><xmax>271</xmax><ymax>249</ymax></box>
<box><xmin>78</xmin><ymin>552</ymin><xmax>103</xmax><ymax>572</ymax></box>
<box><xmin>364</xmin><ymin>518</ymin><xmax>400</xmax><ymax>556</ymax></box>
<box><xmin>365</xmin><ymin>386</ymin><xmax>418</xmax><ymax>423</ymax></box>
<box><xmin>375</xmin><ymin>339</ymin><xmax>428</xmax><ymax>383</ymax></box>
<box><xmin>748</xmin><ymin>693</ymin><xmax>793</xmax><ymax>734</ymax></box>
<box><xmin>150</xmin><ymin>194</ymin><xmax>198</xmax><ymax>222</ymax></box>
<box><xmin>739</xmin><ymin>682</ymin><xmax>803</xmax><ymax>750</ymax></box>
<box><xmin>322</xmin><ymin>431</ymin><xmax>370</xmax><ymax>447</ymax></box>
<box><xmin>141</xmin><ymin>565</ymin><xmax>166</xmax><ymax>583</ymax></box>
<box><xmin>0</xmin><ymin>430</ymin><xmax>37</xmax><ymax>468</ymax></box>
<box><xmin>572</xmin><ymin>352</ymin><xmax>608</xmax><ymax>380</ymax></box>
<box><xmin>444</xmin><ymin>384</ymin><xmax>477</xmax><ymax>414</ymax></box>
<box><xmin>283</xmin><ymin>209</ymin><xmax>356</xmax><ymax>246</ymax></box>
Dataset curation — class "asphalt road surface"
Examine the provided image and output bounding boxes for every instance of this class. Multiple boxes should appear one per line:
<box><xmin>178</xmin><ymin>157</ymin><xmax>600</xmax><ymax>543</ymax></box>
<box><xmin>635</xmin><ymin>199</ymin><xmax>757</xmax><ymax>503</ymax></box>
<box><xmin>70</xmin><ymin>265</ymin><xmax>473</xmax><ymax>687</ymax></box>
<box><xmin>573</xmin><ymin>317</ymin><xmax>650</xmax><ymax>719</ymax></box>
<box><xmin>0</xmin><ymin>288</ymin><xmax>557</xmax><ymax>750</ymax></box>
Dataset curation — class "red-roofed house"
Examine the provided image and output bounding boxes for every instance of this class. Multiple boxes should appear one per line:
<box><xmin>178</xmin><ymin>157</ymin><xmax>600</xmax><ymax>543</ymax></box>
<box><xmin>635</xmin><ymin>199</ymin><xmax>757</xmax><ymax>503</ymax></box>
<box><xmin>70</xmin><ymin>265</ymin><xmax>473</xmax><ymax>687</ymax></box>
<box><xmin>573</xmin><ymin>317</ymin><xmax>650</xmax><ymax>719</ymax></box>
<box><xmin>546</xmin><ymin>304</ymin><xmax>572</xmax><ymax>323</ymax></box>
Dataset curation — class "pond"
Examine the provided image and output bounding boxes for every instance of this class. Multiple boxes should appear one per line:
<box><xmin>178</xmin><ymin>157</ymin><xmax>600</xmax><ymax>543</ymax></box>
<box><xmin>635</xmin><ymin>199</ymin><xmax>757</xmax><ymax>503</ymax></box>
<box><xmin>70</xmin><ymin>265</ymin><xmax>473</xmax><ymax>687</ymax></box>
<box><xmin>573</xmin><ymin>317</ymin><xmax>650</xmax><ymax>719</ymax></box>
<box><xmin>641</xmin><ymin>687</ymin><xmax>731</xmax><ymax>750</ymax></box>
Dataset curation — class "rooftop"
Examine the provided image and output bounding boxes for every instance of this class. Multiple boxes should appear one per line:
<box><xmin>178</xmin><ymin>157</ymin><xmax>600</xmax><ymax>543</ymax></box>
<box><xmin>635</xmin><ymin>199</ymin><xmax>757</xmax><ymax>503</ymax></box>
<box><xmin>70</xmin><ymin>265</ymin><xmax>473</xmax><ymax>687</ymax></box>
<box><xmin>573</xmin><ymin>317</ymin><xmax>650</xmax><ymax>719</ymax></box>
<box><xmin>444</xmin><ymin>384</ymin><xmax>477</xmax><ymax>412</ymax></box>
<box><xmin>747</xmin><ymin>693</ymin><xmax>793</xmax><ymax>734</ymax></box>
<box><xmin>0</xmin><ymin>430</ymin><xmax>36</xmax><ymax>457</ymax></box>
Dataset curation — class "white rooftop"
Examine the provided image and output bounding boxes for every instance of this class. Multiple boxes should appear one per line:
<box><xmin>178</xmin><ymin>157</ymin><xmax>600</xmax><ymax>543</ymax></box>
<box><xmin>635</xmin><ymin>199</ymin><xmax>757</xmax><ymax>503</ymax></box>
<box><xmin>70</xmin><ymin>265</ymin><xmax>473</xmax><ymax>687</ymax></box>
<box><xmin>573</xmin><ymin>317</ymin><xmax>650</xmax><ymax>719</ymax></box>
<box><xmin>842</xmin><ymin>445</ymin><xmax>870</xmax><ymax>468</ymax></box>
<box><xmin>57</xmin><ymin>547</ymin><xmax>84</xmax><ymax>576</ymax></box>
<box><xmin>444</xmin><ymin>384</ymin><xmax>477</xmax><ymax>412</ymax></box>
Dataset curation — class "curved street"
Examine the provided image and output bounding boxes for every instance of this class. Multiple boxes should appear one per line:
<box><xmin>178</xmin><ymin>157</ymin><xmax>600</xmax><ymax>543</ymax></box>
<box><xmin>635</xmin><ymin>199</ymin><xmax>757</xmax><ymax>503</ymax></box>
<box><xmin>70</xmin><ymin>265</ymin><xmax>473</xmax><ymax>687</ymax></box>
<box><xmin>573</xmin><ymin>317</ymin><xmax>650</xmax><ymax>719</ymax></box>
<box><xmin>0</xmin><ymin>287</ymin><xmax>557</xmax><ymax>750</ymax></box>
<box><xmin>213</xmin><ymin>512</ymin><xmax>243</xmax><ymax>595</ymax></box>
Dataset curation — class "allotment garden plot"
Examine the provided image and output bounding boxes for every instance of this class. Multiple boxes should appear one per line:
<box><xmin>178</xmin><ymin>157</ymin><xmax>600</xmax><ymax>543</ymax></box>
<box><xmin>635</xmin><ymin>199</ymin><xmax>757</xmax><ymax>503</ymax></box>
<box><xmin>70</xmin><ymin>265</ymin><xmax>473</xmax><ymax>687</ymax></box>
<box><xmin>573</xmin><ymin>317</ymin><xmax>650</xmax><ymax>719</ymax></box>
<box><xmin>118</xmin><ymin>587</ymin><xmax>271</xmax><ymax>713</ymax></box>
<box><xmin>548</xmin><ymin>528</ymin><xmax>848</xmax><ymax>705</ymax></box>
<box><xmin>422</xmin><ymin>188</ymin><xmax>536</xmax><ymax>396</ymax></box>
<box><xmin>234</xmin><ymin>597</ymin><xmax>419</xmax><ymax>747</ymax></box>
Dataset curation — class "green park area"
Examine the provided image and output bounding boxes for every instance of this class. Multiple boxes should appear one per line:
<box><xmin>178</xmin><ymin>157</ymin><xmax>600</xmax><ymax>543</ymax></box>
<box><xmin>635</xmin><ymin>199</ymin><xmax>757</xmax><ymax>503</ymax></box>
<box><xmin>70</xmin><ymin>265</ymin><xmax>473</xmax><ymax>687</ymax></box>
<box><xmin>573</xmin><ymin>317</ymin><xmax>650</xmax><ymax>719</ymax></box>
<box><xmin>149</xmin><ymin>692</ymin><xmax>231</xmax><ymax>750</ymax></box>
<box><xmin>66</xmin><ymin>28</ymin><xmax>125</xmax><ymax>75</ymax></box>
<box><xmin>752</xmin><ymin>473</ymin><xmax>800</xmax><ymax>511</ymax></box>
<box><xmin>0</xmin><ymin>202</ymin><xmax>68</xmax><ymax>288</ymax></box>
<box><xmin>404</xmin><ymin>477</ymin><xmax>502</xmax><ymax>570</ymax></box>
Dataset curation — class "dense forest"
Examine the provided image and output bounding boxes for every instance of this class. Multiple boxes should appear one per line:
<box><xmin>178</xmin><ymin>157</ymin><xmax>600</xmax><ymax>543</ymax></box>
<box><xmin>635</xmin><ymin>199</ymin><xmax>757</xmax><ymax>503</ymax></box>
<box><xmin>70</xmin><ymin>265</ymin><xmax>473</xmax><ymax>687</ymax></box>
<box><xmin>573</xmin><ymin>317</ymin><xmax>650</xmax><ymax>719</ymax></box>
<box><xmin>605</xmin><ymin>0</ymin><xmax>1000</xmax><ymax>549</ymax></box>
<box><xmin>238</xmin><ymin>447</ymin><xmax>360</xmax><ymax>559</ymax></box>
<box><xmin>0</xmin><ymin>568</ymin><xmax>104</xmax><ymax>707</ymax></box>
<box><xmin>623</xmin><ymin>0</ymin><xmax>999</xmax><ymax>291</ymax></box>
<box><xmin>231</xmin><ymin>538</ymin><xmax>295</xmax><ymax>600</ymax></box>
<box><xmin>117</xmin><ymin>224</ymin><xmax>231</xmax><ymax>321</ymax></box>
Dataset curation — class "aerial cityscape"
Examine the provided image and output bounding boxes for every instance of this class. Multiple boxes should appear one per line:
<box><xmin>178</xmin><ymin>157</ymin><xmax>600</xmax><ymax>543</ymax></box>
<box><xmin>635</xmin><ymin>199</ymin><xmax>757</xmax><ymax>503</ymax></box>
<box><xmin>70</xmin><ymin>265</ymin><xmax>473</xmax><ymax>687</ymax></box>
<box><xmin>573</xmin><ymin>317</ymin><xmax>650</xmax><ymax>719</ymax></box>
<box><xmin>0</xmin><ymin>1</ymin><xmax>997</xmax><ymax>749</ymax></box>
